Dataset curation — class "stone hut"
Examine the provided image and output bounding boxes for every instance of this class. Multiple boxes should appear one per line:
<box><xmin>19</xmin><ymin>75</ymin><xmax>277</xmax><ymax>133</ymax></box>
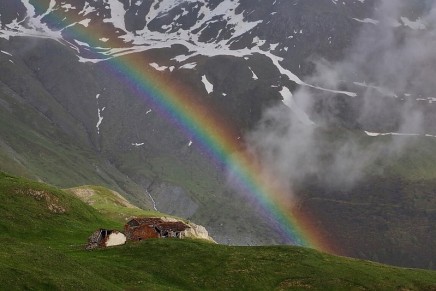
<box><xmin>124</xmin><ymin>217</ymin><xmax>190</xmax><ymax>241</ymax></box>
<box><xmin>86</xmin><ymin>229</ymin><xmax>126</xmax><ymax>250</ymax></box>
<box><xmin>155</xmin><ymin>221</ymin><xmax>191</xmax><ymax>238</ymax></box>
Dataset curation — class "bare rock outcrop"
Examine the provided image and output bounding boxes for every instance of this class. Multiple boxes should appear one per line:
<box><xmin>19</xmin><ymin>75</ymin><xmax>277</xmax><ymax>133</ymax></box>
<box><xmin>161</xmin><ymin>217</ymin><xmax>215</xmax><ymax>243</ymax></box>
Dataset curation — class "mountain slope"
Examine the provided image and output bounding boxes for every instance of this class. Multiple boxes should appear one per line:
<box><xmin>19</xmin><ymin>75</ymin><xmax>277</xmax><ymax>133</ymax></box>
<box><xmin>1</xmin><ymin>172</ymin><xmax>436</xmax><ymax>290</ymax></box>
<box><xmin>0</xmin><ymin>0</ymin><xmax>436</xmax><ymax>270</ymax></box>
<box><xmin>0</xmin><ymin>35</ymin><xmax>287</xmax><ymax>246</ymax></box>
<box><xmin>66</xmin><ymin>185</ymin><xmax>163</xmax><ymax>221</ymax></box>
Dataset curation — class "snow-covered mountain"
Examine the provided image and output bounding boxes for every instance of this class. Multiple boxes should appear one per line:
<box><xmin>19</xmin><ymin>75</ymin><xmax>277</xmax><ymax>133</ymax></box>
<box><xmin>1</xmin><ymin>0</ymin><xmax>436</xmax><ymax>270</ymax></box>
<box><xmin>3</xmin><ymin>0</ymin><xmax>435</xmax><ymax>131</ymax></box>
<box><xmin>1</xmin><ymin>0</ymin><xmax>372</xmax><ymax>65</ymax></box>
<box><xmin>1</xmin><ymin>0</ymin><xmax>380</xmax><ymax>104</ymax></box>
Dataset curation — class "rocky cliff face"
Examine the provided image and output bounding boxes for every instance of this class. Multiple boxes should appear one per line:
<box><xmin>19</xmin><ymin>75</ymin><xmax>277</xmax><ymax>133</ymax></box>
<box><xmin>162</xmin><ymin>216</ymin><xmax>215</xmax><ymax>242</ymax></box>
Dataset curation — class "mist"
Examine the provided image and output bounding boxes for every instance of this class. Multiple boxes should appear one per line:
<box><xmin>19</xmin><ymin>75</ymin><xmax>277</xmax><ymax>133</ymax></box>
<box><xmin>243</xmin><ymin>0</ymin><xmax>436</xmax><ymax>195</ymax></box>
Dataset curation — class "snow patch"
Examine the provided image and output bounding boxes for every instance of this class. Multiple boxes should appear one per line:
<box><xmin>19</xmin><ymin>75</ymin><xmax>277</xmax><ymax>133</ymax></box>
<box><xmin>353</xmin><ymin>82</ymin><xmax>397</xmax><ymax>98</ymax></box>
<box><xmin>249</xmin><ymin>67</ymin><xmax>258</xmax><ymax>80</ymax></box>
<box><xmin>96</xmin><ymin>107</ymin><xmax>105</xmax><ymax>135</ymax></box>
<box><xmin>1</xmin><ymin>50</ymin><xmax>12</xmax><ymax>56</ymax></box>
<box><xmin>96</xmin><ymin>93</ymin><xmax>104</xmax><ymax>135</ymax></box>
<box><xmin>150</xmin><ymin>62</ymin><xmax>167</xmax><ymax>71</ymax></box>
<box><xmin>172</xmin><ymin>54</ymin><xmax>192</xmax><ymax>63</ymax></box>
<box><xmin>364</xmin><ymin>131</ymin><xmax>382</xmax><ymax>137</ymax></box>
<box><xmin>364</xmin><ymin>131</ymin><xmax>434</xmax><ymax>138</ymax></box>
<box><xmin>352</xmin><ymin>18</ymin><xmax>379</xmax><ymax>25</ymax></box>
<box><xmin>270</xmin><ymin>43</ymin><xmax>279</xmax><ymax>51</ymax></box>
<box><xmin>252</xmin><ymin>36</ymin><xmax>266</xmax><ymax>47</ymax></box>
<box><xmin>180</xmin><ymin>62</ymin><xmax>197</xmax><ymax>69</ymax></box>
<box><xmin>79</xmin><ymin>2</ymin><xmax>95</xmax><ymax>16</ymax></box>
<box><xmin>102</xmin><ymin>0</ymin><xmax>127</xmax><ymax>31</ymax></box>
<box><xmin>1</xmin><ymin>0</ymin><xmax>62</xmax><ymax>40</ymax></box>
<box><xmin>75</xmin><ymin>39</ymin><xmax>90</xmax><ymax>47</ymax></box>
<box><xmin>201</xmin><ymin>75</ymin><xmax>214</xmax><ymax>94</ymax></box>
<box><xmin>78</xmin><ymin>19</ymin><xmax>92</xmax><ymax>27</ymax></box>
<box><xmin>401</xmin><ymin>17</ymin><xmax>426</xmax><ymax>30</ymax></box>
<box><xmin>61</xmin><ymin>4</ymin><xmax>76</xmax><ymax>11</ymax></box>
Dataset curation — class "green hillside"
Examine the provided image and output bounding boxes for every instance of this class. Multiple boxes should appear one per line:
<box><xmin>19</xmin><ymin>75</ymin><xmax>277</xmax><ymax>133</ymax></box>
<box><xmin>65</xmin><ymin>185</ymin><xmax>163</xmax><ymax>223</ymax></box>
<box><xmin>0</xmin><ymin>172</ymin><xmax>435</xmax><ymax>290</ymax></box>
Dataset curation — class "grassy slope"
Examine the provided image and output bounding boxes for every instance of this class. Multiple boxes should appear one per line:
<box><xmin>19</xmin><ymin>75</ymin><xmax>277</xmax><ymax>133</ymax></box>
<box><xmin>65</xmin><ymin>185</ymin><xmax>164</xmax><ymax>223</ymax></box>
<box><xmin>0</xmin><ymin>172</ymin><xmax>435</xmax><ymax>290</ymax></box>
<box><xmin>0</xmin><ymin>73</ymin><xmax>153</xmax><ymax>209</ymax></box>
<box><xmin>0</xmin><ymin>172</ymin><xmax>120</xmax><ymax>289</ymax></box>
<box><xmin>385</xmin><ymin>137</ymin><xmax>436</xmax><ymax>181</ymax></box>
<box><xmin>294</xmin><ymin>130</ymin><xmax>436</xmax><ymax>268</ymax></box>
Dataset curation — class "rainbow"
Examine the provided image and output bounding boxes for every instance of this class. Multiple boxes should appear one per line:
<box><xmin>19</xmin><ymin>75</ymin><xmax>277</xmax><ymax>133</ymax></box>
<box><xmin>14</xmin><ymin>1</ymin><xmax>338</xmax><ymax>254</ymax></box>
<box><xmin>112</xmin><ymin>53</ymin><xmax>336</xmax><ymax>253</ymax></box>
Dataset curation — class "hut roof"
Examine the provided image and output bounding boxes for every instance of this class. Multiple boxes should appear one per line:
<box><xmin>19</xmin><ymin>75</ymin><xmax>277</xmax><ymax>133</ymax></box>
<box><xmin>126</xmin><ymin>218</ymin><xmax>190</xmax><ymax>232</ymax></box>
<box><xmin>127</xmin><ymin>217</ymin><xmax>164</xmax><ymax>227</ymax></box>
<box><xmin>156</xmin><ymin>222</ymin><xmax>190</xmax><ymax>232</ymax></box>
